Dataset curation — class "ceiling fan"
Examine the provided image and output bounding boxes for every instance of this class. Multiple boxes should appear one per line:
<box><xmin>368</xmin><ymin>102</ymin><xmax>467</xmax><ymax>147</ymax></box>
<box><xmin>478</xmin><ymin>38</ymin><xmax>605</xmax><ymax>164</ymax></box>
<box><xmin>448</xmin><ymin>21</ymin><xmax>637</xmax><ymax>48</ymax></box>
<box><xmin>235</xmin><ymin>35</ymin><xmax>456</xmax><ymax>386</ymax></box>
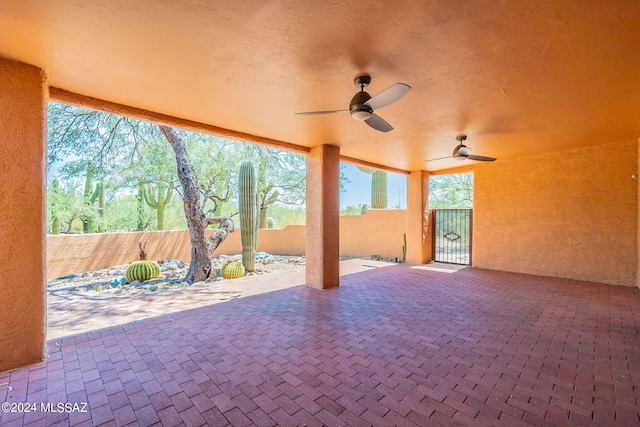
<box><xmin>295</xmin><ymin>74</ymin><xmax>411</xmax><ymax>132</ymax></box>
<box><xmin>427</xmin><ymin>134</ymin><xmax>497</xmax><ymax>162</ymax></box>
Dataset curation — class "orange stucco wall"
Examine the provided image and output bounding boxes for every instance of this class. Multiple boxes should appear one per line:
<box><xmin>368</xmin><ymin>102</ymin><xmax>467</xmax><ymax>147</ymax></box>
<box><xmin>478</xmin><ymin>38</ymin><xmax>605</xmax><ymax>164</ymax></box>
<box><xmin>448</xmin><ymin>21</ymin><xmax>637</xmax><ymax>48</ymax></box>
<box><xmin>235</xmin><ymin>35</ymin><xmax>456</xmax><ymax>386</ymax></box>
<box><xmin>406</xmin><ymin>170</ymin><xmax>431</xmax><ymax>263</ymax></box>
<box><xmin>340</xmin><ymin>210</ymin><xmax>408</xmax><ymax>260</ymax></box>
<box><xmin>47</xmin><ymin>210</ymin><xmax>407</xmax><ymax>279</ymax></box>
<box><xmin>46</xmin><ymin>228</ymin><xmax>306</xmax><ymax>279</ymax></box>
<box><xmin>306</xmin><ymin>145</ymin><xmax>341</xmax><ymax>289</ymax></box>
<box><xmin>0</xmin><ymin>58</ymin><xmax>47</xmax><ymax>372</ymax></box>
<box><xmin>473</xmin><ymin>140</ymin><xmax>638</xmax><ymax>287</ymax></box>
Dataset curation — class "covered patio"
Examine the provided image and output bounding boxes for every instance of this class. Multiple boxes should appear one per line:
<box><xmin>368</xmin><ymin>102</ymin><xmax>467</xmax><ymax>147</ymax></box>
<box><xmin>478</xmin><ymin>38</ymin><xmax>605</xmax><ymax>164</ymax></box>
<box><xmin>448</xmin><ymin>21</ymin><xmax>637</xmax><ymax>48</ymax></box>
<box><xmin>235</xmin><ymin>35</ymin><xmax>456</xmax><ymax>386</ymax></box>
<box><xmin>2</xmin><ymin>265</ymin><xmax>640</xmax><ymax>425</ymax></box>
<box><xmin>1</xmin><ymin>0</ymin><xmax>640</xmax><ymax>425</ymax></box>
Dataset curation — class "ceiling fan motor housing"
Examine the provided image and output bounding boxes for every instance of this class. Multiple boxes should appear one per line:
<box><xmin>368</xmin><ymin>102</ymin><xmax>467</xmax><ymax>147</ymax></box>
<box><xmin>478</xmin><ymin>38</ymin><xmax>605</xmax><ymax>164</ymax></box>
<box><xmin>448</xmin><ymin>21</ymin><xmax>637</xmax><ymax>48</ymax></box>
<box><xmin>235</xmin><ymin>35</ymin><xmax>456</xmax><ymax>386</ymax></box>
<box><xmin>350</xmin><ymin>91</ymin><xmax>373</xmax><ymax>120</ymax></box>
<box><xmin>453</xmin><ymin>144</ymin><xmax>472</xmax><ymax>160</ymax></box>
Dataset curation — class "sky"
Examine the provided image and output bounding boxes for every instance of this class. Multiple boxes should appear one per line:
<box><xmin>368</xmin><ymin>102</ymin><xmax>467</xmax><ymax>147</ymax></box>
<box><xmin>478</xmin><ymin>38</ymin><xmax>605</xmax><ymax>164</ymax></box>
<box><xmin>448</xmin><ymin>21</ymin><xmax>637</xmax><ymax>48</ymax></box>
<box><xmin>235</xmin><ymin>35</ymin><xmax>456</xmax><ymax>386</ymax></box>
<box><xmin>339</xmin><ymin>163</ymin><xmax>407</xmax><ymax>210</ymax></box>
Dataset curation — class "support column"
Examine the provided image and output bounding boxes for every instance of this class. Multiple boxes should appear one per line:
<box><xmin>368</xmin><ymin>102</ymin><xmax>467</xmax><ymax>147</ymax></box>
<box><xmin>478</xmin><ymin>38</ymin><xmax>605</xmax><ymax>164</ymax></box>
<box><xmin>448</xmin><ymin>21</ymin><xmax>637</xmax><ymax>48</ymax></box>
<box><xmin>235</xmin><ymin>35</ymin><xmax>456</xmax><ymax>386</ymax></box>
<box><xmin>306</xmin><ymin>145</ymin><xmax>340</xmax><ymax>289</ymax></box>
<box><xmin>0</xmin><ymin>58</ymin><xmax>47</xmax><ymax>372</ymax></box>
<box><xmin>406</xmin><ymin>170</ymin><xmax>432</xmax><ymax>264</ymax></box>
<box><xmin>637</xmin><ymin>138</ymin><xmax>640</xmax><ymax>289</ymax></box>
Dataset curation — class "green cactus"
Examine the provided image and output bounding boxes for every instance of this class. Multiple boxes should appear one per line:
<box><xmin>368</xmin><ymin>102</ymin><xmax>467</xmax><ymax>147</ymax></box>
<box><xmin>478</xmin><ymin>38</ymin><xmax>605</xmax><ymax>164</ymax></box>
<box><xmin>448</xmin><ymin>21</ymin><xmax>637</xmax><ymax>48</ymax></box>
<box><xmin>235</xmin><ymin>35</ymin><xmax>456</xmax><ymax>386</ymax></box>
<box><xmin>267</xmin><ymin>217</ymin><xmax>275</xmax><ymax>228</ymax></box>
<box><xmin>221</xmin><ymin>261</ymin><xmax>245</xmax><ymax>279</ymax></box>
<box><xmin>371</xmin><ymin>170</ymin><xmax>388</xmax><ymax>208</ymax></box>
<box><xmin>143</xmin><ymin>182</ymin><xmax>174</xmax><ymax>230</ymax></box>
<box><xmin>82</xmin><ymin>162</ymin><xmax>106</xmax><ymax>233</ymax></box>
<box><xmin>360</xmin><ymin>203</ymin><xmax>369</xmax><ymax>215</ymax></box>
<box><xmin>125</xmin><ymin>260</ymin><xmax>161</xmax><ymax>283</ymax></box>
<box><xmin>82</xmin><ymin>163</ymin><xmax>96</xmax><ymax>233</ymax></box>
<box><xmin>239</xmin><ymin>161</ymin><xmax>259</xmax><ymax>271</ymax></box>
<box><xmin>402</xmin><ymin>233</ymin><xmax>407</xmax><ymax>262</ymax></box>
<box><xmin>259</xmin><ymin>189</ymin><xmax>280</xmax><ymax>228</ymax></box>
<box><xmin>356</xmin><ymin>166</ymin><xmax>388</xmax><ymax>209</ymax></box>
<box><xmin>97</xmin><ymin>178</ymin><xmax>105</xmax><ymax>232</ymax></box>
<box><xmin>136</xmin><ymin>180</ymin><xmax>146</xmax><ymax>231</ymax></box>
<box><xmin>51</xmin><ymin>179</ymin><xmax>61</xmax><ymax>235</ymax></box>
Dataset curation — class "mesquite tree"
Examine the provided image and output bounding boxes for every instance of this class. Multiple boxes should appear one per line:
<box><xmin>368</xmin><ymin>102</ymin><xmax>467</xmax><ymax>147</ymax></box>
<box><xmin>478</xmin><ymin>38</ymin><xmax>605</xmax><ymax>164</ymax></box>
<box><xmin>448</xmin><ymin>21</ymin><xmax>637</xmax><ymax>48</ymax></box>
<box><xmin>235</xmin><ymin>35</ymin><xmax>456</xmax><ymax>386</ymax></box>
<box><xmin>47</xmin><ymin>103</ymin><xmax>308</xmax><ymax>283</ymax></box>
<box><xmin>159</xmin><ymin>126</ymin><xmax>235</xmax><ymax>283</ymax></box>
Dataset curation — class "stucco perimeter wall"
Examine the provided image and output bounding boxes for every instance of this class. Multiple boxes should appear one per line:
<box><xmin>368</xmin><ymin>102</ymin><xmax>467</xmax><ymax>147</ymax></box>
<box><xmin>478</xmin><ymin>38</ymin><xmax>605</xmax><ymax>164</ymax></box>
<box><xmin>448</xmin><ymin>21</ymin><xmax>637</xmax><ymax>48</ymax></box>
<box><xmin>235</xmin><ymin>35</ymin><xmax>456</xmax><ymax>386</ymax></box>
<box><xmin>47</xmin><ymin>210</ymin><xmax>407</xmax><ymax>279</ymax></box>
<box><xmin>0</xmin><ymin>59</ymin><xmax>47</xmax><ymax>372</ymax></box>
<box><xmin>473</xmin><ymin>140</ymin><xmax>638</xmax><ymax>287</ymax></box>
<box><xmin>340</xmin><ymin>209</ymin><xmax>408</xmax><ymax>260</ymax></box>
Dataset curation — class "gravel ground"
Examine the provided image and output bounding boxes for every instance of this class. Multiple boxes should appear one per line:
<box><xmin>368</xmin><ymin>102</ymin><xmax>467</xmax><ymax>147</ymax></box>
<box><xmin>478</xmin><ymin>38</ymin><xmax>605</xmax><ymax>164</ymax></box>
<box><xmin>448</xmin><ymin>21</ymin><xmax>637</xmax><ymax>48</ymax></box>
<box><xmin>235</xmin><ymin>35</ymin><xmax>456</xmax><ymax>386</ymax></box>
<box><xmin>47</xmin><ymin>254</ymin><xmax>307</xmax><ymax>298</ymax></box>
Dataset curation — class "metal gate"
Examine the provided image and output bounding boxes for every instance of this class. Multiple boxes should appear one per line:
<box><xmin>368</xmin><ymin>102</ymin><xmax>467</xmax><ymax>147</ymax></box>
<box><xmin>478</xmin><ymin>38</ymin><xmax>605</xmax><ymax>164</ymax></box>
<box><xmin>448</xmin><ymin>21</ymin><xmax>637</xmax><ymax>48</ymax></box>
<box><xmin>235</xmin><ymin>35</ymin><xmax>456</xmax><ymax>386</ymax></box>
<box><xmin>432</xmin><ymin>209</ymin><xmax>472</xmax><ymax>265</ymax></box>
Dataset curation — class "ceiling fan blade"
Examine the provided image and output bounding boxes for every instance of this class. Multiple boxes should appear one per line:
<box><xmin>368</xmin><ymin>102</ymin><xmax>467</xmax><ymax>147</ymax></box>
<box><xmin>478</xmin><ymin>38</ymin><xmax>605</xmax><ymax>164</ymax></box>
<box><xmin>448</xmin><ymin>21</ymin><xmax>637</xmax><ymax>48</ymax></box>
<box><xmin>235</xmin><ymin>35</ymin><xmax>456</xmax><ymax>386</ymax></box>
<box><xmin>425</xmin><ymin>156</ymin><xmax>452</xmax><ymax>162</ymax></box>
<box><xmin>364</xmin><ymin>113</ymin><xmax>393</xmax><ymax>132</ymax></box>
<box><xmin>364</xmin><ymin>83</ymin><xmax>411</xmax><ymax>110</ymax></box>
<box><xmin>466</xmin><ymin>154</ymin><xmax>497</xmax><ymax>161</ymax></box>
<box><xmin>295</xmin><ymin>110</ymin><xmax>349</xmax><ymax>116</ymax></box>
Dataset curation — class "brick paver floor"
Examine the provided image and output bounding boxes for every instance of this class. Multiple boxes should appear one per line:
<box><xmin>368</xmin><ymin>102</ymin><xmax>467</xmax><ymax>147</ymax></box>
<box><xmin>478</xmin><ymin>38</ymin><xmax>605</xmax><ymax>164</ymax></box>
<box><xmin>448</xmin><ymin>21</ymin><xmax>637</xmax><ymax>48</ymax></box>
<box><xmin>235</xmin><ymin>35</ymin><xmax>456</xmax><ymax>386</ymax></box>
<box><xmin>47</xmin><ymin>259</ymin><xmax>395</xmax><ymax>340</ymax></box>
<box><xmin>2</xmin><ymin>264</ymin><xmax>640</xmax><ymax>426</ymax></box>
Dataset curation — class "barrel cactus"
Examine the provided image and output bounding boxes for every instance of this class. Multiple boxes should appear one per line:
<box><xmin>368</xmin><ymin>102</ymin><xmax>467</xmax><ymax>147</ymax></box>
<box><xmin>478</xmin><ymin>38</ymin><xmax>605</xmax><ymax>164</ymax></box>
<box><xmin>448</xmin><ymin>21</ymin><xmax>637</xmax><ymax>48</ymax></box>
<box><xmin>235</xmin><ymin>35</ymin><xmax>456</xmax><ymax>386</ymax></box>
<box><xmin>125</xmin><ymin>260</ymin><xmax>161</xmax><ymax>283</ymax></box>
<box><xmin>221</xmin><ymin>261</ymin><xmax>245</xmax><ymax>279</ymax></box>
<box><xmin>239</xmin><ymin>161</ymin><xmax>259</xmax><ymax>271</ymax></box>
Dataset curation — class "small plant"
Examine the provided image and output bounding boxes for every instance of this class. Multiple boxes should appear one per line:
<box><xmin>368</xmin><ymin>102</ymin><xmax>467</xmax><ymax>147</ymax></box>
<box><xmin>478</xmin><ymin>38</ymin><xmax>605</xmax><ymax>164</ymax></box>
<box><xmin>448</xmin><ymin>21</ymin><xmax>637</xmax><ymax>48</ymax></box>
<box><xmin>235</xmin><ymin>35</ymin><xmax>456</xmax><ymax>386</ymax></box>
<box><xmin>137</xmin><ymin>241</ymin><xmax>148</xmax><ymax>260</ymax></box>
<box><xmin>402</xmin><ymin>233</ymin><xmax>407</xmax><ymax>263</ymax></box>
<box><xmin>149</xmin><ymin>285</ymin><xmax>158</xmax><ymax>292</ymax></box>
<box><xmin>221</xmin><ymin>261</ymin><xmax>245</xmax><ymax>279</ymax></box>
<box><xmin>125</xmin><ymin>241</ymin><xmax>161</xmax><ymax>283</ymax></box>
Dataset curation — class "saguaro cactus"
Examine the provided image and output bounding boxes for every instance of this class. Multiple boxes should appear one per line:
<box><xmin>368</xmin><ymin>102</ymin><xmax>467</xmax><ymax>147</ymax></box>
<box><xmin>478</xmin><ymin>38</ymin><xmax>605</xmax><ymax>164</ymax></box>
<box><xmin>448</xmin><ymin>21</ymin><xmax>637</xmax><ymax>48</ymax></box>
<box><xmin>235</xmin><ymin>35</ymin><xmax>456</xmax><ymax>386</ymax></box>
<box><xmin>50</xmin><ymin>179</ymin><xmax>61</xmax><ymax>234</ymax></box>
<box><xmin>136</xmin><ymin>180</ymin><xmax>146</xmax><ymax>231</ymax></box>
<box><xmin>96</xmin><ymin>178</ymin><xmax>105</xmax><ymax>232</ymax></box>
<box><xmin>239</xmin><ymin>161</ymin><xmax>259</xmax><ymax>271</ymax></box>
<box><xmin>82</xmin><ymin>164</ymin><xmax>95</xmax><ymax>233</ymax></box>
<box><xmin>356</xmin><ymin>166</ymin><xmax>388</xmax><ymax>209</ymax></box>
<box><xmin>371</xmin><ymin>170</ymin><xmax>388</xmax><ymax>208</ymax></box>
<box><xmin>143</xmin><ymin>182</ymin><xmax>174</xmax><ymax>230</ymax></box>
<box><xmin>82</xmin><ymin>162</ymin><xmax>106</xmax><ymax>233</ymax></box>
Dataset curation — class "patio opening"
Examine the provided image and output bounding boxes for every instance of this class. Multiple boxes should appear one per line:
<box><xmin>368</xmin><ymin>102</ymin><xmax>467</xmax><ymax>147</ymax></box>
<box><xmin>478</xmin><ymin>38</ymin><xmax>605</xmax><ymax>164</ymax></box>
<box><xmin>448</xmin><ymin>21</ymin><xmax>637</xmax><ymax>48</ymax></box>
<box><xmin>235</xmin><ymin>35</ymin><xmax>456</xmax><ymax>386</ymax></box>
<box><xmin>432</xmin><ymin>208</ymin><xmax>472</xmax><ymax>264</ymax></box>
<box><xmin>429</xmin><ymin>172</ymin><xmax>474</xmax><ymax>265</ymax></box>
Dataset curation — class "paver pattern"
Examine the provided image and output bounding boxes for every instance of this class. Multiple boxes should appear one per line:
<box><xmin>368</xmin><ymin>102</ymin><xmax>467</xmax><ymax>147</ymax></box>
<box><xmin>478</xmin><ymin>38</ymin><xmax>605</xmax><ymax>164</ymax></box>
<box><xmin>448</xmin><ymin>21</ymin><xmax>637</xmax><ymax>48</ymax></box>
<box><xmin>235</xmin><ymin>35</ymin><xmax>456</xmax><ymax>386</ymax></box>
<box><xmin>2</xmin><ymin>264</ymin><xmax>640</xmax><ymax>426</ymax></box>
<box><xmin>47</xmin><ymin>259</ymin><xmax>392</xmax><ymax>340</ymax></box>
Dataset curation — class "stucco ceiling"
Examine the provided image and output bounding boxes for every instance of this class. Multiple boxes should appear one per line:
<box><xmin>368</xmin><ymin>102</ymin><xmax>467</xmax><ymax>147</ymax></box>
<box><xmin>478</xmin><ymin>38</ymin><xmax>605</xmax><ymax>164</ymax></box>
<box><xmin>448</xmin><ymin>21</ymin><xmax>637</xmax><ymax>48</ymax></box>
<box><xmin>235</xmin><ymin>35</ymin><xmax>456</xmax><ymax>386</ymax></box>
<box><xmin>1</xmin><ymin>0</ymin><xmax>639</xmax><ymax>171</ymax></box>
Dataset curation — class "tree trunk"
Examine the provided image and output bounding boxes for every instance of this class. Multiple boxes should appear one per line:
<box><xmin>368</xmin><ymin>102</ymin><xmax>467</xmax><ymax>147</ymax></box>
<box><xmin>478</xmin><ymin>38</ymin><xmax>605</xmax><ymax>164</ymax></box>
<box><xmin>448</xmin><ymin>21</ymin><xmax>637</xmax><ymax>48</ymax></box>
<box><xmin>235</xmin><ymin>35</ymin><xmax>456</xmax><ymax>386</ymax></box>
<box><xmin>205</xmin><ymin>217</ymin><xmax>235</xmax><ymax>256</ymax></box>
<box><xmin>97</xmin><ymin>179</ymin><xmax>106</xmax><ymax>232</ymax></box>
<box><xmin>159</xmin><ymin>125</ymin><xmax>234</xmax><ymax>283</ymax></box>
<box><xmin>136</xmin><ymin>180</ymin><xmax>146</xmax><ymax>231</ymax></box>
<box><xmin>159</xmin><ymin>126</ymin><xmax>211</xmax><ymax>283</ymax></box>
